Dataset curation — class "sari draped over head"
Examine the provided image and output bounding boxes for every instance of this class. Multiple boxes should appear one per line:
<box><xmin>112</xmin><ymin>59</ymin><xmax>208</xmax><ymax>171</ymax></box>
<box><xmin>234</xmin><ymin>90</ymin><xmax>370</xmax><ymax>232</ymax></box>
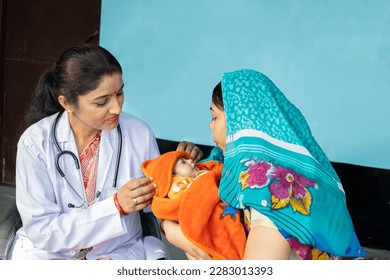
<box><xmin>217</xmin><ymin>69</ymin><xmax>365</xmax><ymax>258</ymax></box>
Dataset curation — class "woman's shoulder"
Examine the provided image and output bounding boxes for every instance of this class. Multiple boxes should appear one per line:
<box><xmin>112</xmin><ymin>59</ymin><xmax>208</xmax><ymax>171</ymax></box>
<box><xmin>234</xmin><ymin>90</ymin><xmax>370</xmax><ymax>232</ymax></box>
<box><xmin>17</xmin><ymin>114</ymin><xmax>59</xmax><ymax>156</ymax></box>
<box><xmin>118</xmin><ymin>113</ymin><xmax>158</xmax><ymax>153</ymax></box>
<box><xmin>18</xmin><ymin>114</ymin><xmax>57</xmax><ymax>144</ymax></box>
<box><xmin>119</xmin><ymin>112</ymin><xmax>154</xmax><ymax>133</ymax></box>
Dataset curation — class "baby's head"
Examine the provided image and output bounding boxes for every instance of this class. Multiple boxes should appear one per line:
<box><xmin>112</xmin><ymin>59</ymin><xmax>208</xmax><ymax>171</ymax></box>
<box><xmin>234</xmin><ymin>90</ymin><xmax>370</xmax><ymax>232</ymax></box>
<box><xmin>142</xmin><ymin>151</ymin><xmax>197</xmax><ymax>196</ymax></box>
<box><xmin>143</xmin><ymin>151</ymin><xmax>194</xmax><ymax>177</ymax></box>
<box><xmin>173</xmin><ymin>157</ymin><xmax>199</xmax><ymax>178</ymax></box>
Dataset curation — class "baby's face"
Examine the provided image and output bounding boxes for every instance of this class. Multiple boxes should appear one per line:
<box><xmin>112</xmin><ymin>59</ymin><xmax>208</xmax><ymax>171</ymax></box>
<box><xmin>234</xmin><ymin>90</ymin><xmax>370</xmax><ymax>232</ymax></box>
<box><xmin>173</xmin><ymin>157</ymin><xmax>199</xmax><ymax>178</ymax></box>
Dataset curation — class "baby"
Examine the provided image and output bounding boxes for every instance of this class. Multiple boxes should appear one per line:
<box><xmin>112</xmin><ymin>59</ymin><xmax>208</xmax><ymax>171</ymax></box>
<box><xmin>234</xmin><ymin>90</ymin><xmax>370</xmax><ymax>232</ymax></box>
<box><xmin>168</xmin><ymin>156</ymin><xmax>208</xmax><ymax>199</ymax></box>
<box><xmin>142</xmin><ymin>151</ymin><xmax>246</xmax><ymax>260</ymax></box>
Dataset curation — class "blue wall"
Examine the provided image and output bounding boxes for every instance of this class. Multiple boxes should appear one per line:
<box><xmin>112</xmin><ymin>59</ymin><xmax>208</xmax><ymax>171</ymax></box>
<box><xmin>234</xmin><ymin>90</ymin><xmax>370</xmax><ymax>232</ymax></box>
<box><xmin>100</xmin><ymin>0</ymin><xmax>390</xmax><ymax>169</ymax></box>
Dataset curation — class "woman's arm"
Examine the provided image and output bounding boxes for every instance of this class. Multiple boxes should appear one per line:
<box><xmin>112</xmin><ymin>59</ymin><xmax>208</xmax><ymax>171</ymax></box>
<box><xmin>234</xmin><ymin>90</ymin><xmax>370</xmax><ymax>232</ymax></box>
<box><xmin>162</xmin><ymin>220</ymin><xmax>211</xmax><ymax>260</ymax></box>
<box><xmin>244</xmin><ymin>226</ymin><xmax>291</xmax><ymax>260</ymax></box>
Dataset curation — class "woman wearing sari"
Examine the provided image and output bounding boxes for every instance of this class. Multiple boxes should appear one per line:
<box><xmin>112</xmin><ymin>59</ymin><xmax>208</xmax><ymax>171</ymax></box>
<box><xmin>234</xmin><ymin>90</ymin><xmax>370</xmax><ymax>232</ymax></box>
<box><xmin>163</xmin><ymin>69</ymin><xmax>365</xmax><ymax>260</ymax></box>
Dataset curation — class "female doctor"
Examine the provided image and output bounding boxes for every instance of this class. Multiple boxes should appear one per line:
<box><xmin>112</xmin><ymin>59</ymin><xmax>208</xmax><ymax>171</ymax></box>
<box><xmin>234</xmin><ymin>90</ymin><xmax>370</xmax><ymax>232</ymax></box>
<box><xmin>9</xmin><ymin>44</ymin><xmax>202</xmax><ymax>260</ymax></box>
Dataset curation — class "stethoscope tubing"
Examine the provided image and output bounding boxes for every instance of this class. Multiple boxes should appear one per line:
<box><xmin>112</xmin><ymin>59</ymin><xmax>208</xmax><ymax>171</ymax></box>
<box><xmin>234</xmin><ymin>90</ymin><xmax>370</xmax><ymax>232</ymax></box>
<box><xmin>52</xmin><ymin>110</ymin><xmax>122</xmax><ymax>208</ymax></box>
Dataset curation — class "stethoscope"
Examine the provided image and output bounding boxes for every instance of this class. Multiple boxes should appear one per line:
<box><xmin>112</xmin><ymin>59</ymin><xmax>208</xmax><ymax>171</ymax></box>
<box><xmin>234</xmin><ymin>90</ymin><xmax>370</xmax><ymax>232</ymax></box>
<box><xmin>52</xmin><ymin>110</ymin><xmax>122</xmax><ymax>208</ymax></box>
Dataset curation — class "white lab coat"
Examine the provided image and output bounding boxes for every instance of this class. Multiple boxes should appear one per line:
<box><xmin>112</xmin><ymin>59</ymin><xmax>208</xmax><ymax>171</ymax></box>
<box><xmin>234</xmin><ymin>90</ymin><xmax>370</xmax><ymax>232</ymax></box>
<box><xmin>9</xmin><ymin>111</ymin><xmax>168</xmax><ymax>260</ymax></box>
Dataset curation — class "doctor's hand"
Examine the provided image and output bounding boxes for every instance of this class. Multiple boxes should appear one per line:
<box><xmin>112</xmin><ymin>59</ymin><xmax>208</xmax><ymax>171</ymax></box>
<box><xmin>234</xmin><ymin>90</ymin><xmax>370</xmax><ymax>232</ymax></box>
<box><xmin>115</xmin><ymin>177</ymin><xmax>156</xmax><ymax>214</ymax></box>
<box><xmin>177</xmin><ymin>141</ymin><xmax>203</xmax><ymax>162</ymax></box>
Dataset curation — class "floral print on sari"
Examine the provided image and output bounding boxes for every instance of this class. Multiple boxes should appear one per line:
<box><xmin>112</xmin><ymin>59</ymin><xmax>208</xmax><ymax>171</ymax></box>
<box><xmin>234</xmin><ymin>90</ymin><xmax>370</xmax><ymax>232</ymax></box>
<box><xmin>287</xmin><ymin>236</ymin><xmax>334</xmax><ymax>260</ymax></box>
<box><xmin>239</xmin><ymin>159</ymin><xmax>315</xmax><ymax>215</ymax></box>
<box><xmin>239</xmin><ymin>158</ymin><xmax>363</xmax><ymax>259</ymax></box>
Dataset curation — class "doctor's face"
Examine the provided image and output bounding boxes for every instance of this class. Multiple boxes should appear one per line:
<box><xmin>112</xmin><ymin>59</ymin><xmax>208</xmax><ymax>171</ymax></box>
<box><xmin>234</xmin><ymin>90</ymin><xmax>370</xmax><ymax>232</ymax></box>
<box><xmin>70</xmin><ymin>73</ymin><xmax>124</xmax><ymax>132</ymax></box>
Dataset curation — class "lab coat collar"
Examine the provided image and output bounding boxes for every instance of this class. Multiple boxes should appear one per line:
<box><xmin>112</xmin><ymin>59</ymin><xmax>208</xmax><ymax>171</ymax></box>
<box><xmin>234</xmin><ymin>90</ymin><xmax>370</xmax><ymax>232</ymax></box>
<box><xmin>53</xmin><ymin>110</ymin><xmax>75</xmax><ymax>144</ymax></box>
<box><xmin>96</xmin><ymin>128</ymin><xmax>120</xmax><ymax>196</ymax></box>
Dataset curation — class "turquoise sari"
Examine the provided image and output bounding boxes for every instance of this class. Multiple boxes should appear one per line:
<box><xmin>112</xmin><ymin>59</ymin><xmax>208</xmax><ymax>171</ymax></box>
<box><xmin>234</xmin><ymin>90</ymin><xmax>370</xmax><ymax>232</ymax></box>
<box><xmin>216</xmin><ymin>69</ymin><xmax>365</xmax><ymax>258</ymax></box>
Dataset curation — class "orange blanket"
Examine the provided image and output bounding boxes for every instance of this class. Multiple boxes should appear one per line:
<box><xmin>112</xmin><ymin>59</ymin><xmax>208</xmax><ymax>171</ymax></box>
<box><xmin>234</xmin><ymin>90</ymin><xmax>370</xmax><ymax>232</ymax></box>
<box><xmin>142</xmin><ymin>151</ymin><xmax>247</xmax><ymax>260</ymax></box>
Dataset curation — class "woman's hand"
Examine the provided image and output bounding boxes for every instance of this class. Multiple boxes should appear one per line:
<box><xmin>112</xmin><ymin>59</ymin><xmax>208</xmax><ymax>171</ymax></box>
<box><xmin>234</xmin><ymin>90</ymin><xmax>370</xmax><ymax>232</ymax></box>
<box><xmin>177</xmin><ymin>141</ymin><xmax>203</xmax><ymax>162</ymax></box>
<box><xmin>162</xmin><ymin>220</ymin><xmax>211</xmax><ymax>260</ymax></box>
<box><xmin>116</xmin><ymin>177</ymin><xmax>156</xmax><ymax>214</ymax></box>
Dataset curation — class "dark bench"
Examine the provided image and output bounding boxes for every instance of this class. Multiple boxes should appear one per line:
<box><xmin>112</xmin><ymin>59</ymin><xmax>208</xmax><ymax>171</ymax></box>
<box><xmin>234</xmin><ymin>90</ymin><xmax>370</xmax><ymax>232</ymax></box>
<box><xmin>0</xmin><ymin>186</ymin><xmax>22</xmax><ymax>260</ymax></box>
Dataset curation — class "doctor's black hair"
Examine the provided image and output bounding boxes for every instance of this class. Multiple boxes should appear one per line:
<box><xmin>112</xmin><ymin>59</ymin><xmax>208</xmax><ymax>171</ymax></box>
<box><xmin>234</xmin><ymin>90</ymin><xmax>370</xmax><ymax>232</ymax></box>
<box><xmin>23</xmin><ymin>43</ymin><xmax>122</xmax><ymax>128</ymax></box>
